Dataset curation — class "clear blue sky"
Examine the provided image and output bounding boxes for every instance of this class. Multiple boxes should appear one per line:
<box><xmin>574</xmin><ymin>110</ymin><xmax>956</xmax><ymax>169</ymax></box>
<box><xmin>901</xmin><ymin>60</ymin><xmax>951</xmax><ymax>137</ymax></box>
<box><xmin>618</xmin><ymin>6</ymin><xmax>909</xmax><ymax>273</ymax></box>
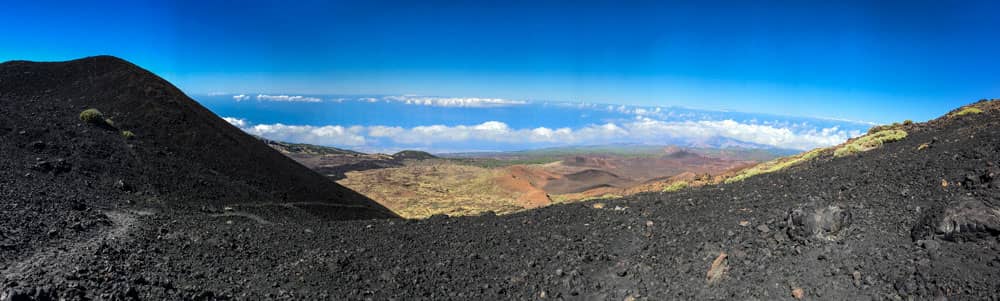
<box><xmin>2</xmin><ymin>0</ymin><xmax>998</xmax><ymax>123</ymax></box>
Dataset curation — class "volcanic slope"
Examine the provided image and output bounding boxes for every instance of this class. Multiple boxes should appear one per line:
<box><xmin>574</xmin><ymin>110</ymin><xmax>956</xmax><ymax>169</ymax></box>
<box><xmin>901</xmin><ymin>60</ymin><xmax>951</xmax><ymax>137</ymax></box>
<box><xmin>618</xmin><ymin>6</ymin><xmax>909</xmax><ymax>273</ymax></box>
<box><xmin>3</xmin><ymin>57</ymin><xmax>1000</xmax><ymax>300</ymax></box>
<box><xmin>0</xmin><ymin>56</ymin><xmax>398</xmax><ymax>298</ymax></box>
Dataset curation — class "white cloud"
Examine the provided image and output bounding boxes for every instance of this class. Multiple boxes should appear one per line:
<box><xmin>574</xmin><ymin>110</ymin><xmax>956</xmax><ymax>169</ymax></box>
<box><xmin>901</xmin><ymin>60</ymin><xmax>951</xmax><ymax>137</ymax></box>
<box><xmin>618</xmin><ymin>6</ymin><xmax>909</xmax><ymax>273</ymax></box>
<box><xmin>622</xmin><ymin>117</ymin><xmax>857</xmax><ymax>150</ymax></box>
<box><xmin>232</xmin><ymin>94</ymin><xmax>250</xmax><ymax>101</ymax></box>
<box><xmin>383</xmin><ymin>95</ymin><xmax>528</xmax><ymax>108</ymax></box>
<box><xmin>245</xmin><ymin>123</ymin><xmax>367</xmax><ymax>146</ymax></box>
<box><xmin>222</xmin><ymin>117</ymin><xmax>247</xmax><ymax>128</ymax></box>
<box><xmin>223</xmin><ymin>118</ymin><xmax>858</xmax><ymax>151</ymax></box>
<box><xmin>255</xmin><ymin>94</ymin><xmax>322</xmax><ymax>103</ymax></box>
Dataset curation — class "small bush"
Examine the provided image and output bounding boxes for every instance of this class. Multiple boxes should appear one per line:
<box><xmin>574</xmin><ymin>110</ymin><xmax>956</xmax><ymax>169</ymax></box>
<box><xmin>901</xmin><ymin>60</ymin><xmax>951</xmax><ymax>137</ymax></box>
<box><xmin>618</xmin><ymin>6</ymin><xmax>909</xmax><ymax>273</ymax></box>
<box><xmin>663</xmin><ymin>181</ymin><xmax>688</xmax><ymax>192</ymax></box>
<box><xmin>951</xmin><ymin>107</ymin><xmax>983</xmax><ymax>117</ymax></box>
<box><xmin>834</xmin><ymin>129</ymin><xmax>907</xmax><ymax>157</ymax></box>
<box><xmin>902</xmin><ymin>119</ymin><xmax>913</xmax><ymax>126</ymax></box>
<box><xmin>867</xmin><ymin>122</ymin><xmax>903</xmax><ymax>135</ymax></box>
<box><xmin>121</xmin><ymin>130</ymin><xmax>135</xmax><ymax>139</ymax></box>
<box><xmin>79</xmin><ymin>109</ymin><xmax>105</xmax><ymax>124</ymax></box>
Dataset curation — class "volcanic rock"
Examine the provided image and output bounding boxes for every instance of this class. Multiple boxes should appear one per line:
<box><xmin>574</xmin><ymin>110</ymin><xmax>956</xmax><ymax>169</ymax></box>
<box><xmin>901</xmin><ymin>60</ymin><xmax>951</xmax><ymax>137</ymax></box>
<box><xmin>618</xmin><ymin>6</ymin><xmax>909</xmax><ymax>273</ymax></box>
<box><xmin>787</xmin><ymin>205</ymin><xmax>851</xmax><ymax>241</ymax></box>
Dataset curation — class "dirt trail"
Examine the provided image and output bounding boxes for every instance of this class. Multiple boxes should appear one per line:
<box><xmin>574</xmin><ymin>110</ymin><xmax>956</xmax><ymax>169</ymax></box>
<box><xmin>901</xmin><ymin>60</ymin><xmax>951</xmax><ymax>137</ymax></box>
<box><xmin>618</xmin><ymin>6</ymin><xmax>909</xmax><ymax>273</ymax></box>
<box><xmin>2</xmin><ymin>210</ymin><xmax>137</xmax><ymax>278</ymax></box>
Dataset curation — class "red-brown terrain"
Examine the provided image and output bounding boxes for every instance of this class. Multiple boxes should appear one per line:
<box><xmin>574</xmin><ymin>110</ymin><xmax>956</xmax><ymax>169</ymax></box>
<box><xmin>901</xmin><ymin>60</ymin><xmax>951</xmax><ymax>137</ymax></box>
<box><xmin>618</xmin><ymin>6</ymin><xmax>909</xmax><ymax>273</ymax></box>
<box><xmin>268</xmin><ymin>142</ymin><xmax>763</xmax><ymax>217</ymax></box>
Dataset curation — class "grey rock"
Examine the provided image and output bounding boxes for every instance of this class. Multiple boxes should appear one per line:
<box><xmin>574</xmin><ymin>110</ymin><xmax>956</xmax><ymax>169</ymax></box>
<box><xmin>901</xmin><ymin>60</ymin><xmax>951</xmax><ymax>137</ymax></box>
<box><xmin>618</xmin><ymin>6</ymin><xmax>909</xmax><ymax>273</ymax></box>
<box><xmin>787</xmin><ymin>205</ymin><xmax>852</xmax><ymax>241</ymax></box>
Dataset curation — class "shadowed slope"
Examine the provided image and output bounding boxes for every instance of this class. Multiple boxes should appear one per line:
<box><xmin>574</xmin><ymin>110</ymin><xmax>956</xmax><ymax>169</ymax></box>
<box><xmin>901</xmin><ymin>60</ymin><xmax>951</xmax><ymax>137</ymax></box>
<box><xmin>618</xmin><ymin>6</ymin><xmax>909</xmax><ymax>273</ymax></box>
<box><xmin>0</xmin><ymin>55</ymin><xmax>396</xmax><ymax>220</ymax></box>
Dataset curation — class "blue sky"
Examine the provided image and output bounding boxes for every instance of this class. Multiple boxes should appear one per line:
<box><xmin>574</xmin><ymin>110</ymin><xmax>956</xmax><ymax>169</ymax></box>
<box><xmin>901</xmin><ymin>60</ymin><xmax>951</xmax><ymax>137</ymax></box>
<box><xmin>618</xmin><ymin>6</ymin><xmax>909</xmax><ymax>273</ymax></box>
<box><xmin>2</xmin><ymin>1</ymin><xmax>998</xmax><ymax>151</ymax></box>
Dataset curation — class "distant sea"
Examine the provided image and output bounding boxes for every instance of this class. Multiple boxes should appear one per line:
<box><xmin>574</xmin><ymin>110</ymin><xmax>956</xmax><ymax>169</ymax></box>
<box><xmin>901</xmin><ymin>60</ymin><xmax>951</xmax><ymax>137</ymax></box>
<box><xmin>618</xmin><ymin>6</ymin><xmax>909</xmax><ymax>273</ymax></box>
<box><xmin>193</xmin><ymin>94</ymin><xmax>873</xmax><ymax>153</ymax></box>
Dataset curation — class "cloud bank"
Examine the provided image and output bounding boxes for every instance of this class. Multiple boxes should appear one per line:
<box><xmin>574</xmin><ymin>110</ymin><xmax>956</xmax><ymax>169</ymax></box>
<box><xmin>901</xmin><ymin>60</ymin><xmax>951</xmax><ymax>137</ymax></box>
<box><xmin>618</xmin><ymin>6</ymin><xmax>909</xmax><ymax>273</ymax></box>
<box><xmin>223</xmin><ymin>117</ymin><xmax>859</xmax><ymax>151</ymax></box>
<box><xmin>383</xmin><ymin>96</ymin><xmax>527</xmax><ymax>108</ymax></box>
<box><xmin>228</xmin><ymin>94</ymin><xmax>527</xmax><ymax>107</ymax></box>
<box><xmin>254</xmin><ymin>94</ymin><xmax>322</xmax><ymax>102</ymax></box>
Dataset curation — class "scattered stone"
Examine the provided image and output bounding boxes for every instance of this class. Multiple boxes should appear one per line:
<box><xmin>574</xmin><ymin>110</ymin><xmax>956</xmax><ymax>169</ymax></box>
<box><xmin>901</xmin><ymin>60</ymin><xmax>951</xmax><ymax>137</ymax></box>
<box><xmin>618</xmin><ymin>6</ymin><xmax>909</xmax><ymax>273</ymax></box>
<box><xmin>756</xmin><ymin>224</ymin><xmax>770</xmax><ymax>233</ymax></box>
<box><xmin>738</xmin><ymin>220</ymin><xmax>750</xmax><ymax>227</ymax></box>
<box><xmin>0</xmin><ymin>238</ymin><xmax>17</xmax><ymax>250</ymax></box>
<box><xmin>706</xmin><ymin>252</ymin><xmax>728</xmax><ymax>285</ymax></box>
<box><xmin>787</xmin><ymin>205</ymin><xmax>852</xmax><ymax>241</ymax></box>
<box><xmin>773</xmin><ymin>231</ymin><xmax>788</xmax><ymax>242</ymax></box>
<box><xmin>791</xmin><ymin>287</ymin><xmax>805</xmax><ymax>299</ymax></box>
<box><xmin>592</xmin><ymin>203</ymin><xmax>605</xmax><ymax>209</ymax></box>
<box><xmin>918</xmin><ymin>240</ymin><xmax>940</xmax><ymax>252</ymax></box>
<box><xmin>113</xmin><ymin>179</ymin><xmax>133</xmax><ymax>192</ymax></box>
<box><xmin>913</xmin><ymin>197</ymin><xmax>1000</xmax><ymax>241</ymax></box>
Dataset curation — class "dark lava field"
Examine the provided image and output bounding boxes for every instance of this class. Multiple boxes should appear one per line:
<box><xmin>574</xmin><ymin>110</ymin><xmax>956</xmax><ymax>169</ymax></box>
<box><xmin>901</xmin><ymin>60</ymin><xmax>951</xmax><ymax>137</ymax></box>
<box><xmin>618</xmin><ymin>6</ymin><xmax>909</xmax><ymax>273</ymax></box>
<box><xmin>2</xmin><ymin>56</ymin><xmax>1000</xmax><ymax>300</ymax></box>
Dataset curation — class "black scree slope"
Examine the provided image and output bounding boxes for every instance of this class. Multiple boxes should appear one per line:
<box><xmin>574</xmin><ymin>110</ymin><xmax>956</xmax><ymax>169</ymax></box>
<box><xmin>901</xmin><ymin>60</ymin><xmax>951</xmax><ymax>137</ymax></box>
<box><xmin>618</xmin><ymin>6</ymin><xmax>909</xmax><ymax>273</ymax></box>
<box><xmin>0</xmin><ymin>55</ymin><xmax>396</xmax><ymax>251</ymax></box>
<box><xmin>2</xmin><ymin>56</ymin><xmax>1000</xmax><ymax>300</ymax></box>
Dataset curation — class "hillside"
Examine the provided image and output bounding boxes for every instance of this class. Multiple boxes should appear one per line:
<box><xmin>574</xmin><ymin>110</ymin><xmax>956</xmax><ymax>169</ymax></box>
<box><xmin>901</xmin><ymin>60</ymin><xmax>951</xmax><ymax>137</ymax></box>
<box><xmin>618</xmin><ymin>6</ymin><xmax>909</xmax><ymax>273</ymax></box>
<box><xmin>0</xmin><ymin>56</ymin><xmax>398</xmax><ymax>297</ymax></box>
<box><xmin>336</xmin><ymin>151</ymin><xmax>753</xmax><ymax>218</ymax></box>
<box><xmin>260</xmin><ymin>137</ymin><xmax>364</xmax><ymax>156</ymax></box>
<box><xmin>264</xmin><ymin>141</ymin><xmax>755</xmax><ymax>218</ymax></box>
<box><xmin>392</xmin><ymin>150</ymin><xmax>437</xmax><ymax>160</ymax></box>
<box><xmin>2</xmin><ymin>56</ymin><xmax>999</xmax><ymax>300</ymax></box>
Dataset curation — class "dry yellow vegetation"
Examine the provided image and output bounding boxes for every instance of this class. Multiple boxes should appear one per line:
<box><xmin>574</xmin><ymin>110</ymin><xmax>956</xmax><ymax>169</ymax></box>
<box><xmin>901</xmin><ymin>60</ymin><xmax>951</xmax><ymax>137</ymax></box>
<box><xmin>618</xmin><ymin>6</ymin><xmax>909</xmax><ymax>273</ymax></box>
<box><xmin>724</xmin><ymin>148</ymin><xmax>825</xmax><ymax>183</ymax></box>
<box><xmin>950</xmin><ymin>107</ymin><xmax>983</xmax><ymax>117</ymax></box>
<box><xmin>662</xmin><ymin>181</ymin><xmax>688</xmax><ymax>192</ymax></box>
<box><xmin>336</xmin><ymin>161</ymin><xmax>525</xmax><ymax>218</ymax></box>
<box><xmin>833</xmin><ymin>129</ymin><xmax>907</xmax><ymax>157</ymax></box>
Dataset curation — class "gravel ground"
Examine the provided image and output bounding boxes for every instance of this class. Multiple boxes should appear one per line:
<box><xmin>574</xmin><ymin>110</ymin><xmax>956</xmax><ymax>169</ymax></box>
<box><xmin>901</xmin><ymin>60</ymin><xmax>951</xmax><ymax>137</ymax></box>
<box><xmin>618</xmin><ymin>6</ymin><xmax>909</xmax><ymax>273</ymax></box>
<box><xmin>2</xmin><ymin>57</ymin><xmax>999</xmax><ymax>300</ymax></box>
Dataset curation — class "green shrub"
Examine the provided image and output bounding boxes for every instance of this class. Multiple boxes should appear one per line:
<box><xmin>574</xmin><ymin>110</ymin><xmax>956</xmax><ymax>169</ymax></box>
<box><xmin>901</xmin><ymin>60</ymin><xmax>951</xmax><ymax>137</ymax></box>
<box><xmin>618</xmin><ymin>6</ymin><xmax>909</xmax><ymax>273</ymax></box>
<box><xmin>951</xmin><ymin>107</ymin><xmax>983</xmax><ymax>117</ymax></box>
<box><xmin>663</xmin><ymin>181</ymin><xmax>688</xmax><ymax>192</ymax></box>
<box><xmin>79</xmin><ymin>108</ymin><xmax>105</xmax><ymax>124</ymax></box>
<box><xmin>121</xmin><ymin>130</ymin><xmax>135</xmax><ymax>139</ymax></box>
<box><xmin>834</xmin><ymin>129</ymin><xmax>907</xmax><ymax>157</ymax></box>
